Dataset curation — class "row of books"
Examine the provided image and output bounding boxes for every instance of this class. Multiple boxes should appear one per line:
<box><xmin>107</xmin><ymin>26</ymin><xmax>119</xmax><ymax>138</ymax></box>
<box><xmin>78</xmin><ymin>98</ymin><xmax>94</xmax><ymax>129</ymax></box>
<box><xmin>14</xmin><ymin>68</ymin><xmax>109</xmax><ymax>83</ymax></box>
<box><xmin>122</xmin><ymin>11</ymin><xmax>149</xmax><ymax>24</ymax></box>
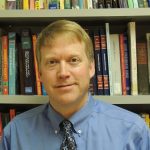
<box><xmin>89</xmin><ymin>22</ymin><xmax>150</xmax><ymax>95</ymax></box>
<box><xmin>0</xmin><ymin>0</ymin><xmax>150</xmax><ymax>10</ymax></box>
<box><xmin>0</xmin><ymin>28</ymin><xmax>48</xmax><ymax>95</ymax></box>
<box><xmin>0</xmin><ymin>21</ymin><xmax>150</xmax><ymax>96</ymax></box>
<box><xmin>0</xmin><ymin>109</ymin><xmax>149</xmax><ymax>141</ymax></box>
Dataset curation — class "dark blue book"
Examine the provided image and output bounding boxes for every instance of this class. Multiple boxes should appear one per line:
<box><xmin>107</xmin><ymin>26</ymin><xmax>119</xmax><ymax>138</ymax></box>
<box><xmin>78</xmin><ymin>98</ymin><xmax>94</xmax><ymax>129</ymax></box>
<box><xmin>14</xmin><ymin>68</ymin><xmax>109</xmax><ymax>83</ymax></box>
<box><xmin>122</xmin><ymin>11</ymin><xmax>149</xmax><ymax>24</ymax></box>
<box><xmin>99</xmin><ymin>26</ymin><xmax>110</xmax><ymax>95</ymax></box>
<box><xmin>123</xmin><ymin>33</ymin><xmax>131</xmax><ymax>95</ymax></box>
<box><xmin>93</xmin><ymin>28</ymin><xmax>104</xmax><ymax>95</ymax></box>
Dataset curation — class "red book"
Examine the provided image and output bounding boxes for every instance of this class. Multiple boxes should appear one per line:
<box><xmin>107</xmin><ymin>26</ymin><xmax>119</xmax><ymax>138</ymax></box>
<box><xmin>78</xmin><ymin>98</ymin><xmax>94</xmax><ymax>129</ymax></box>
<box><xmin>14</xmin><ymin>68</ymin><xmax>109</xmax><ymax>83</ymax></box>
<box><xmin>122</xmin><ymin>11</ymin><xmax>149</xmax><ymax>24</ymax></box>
<box><xmin>2</xmin><ymin>35</ymin><xmax>9</xmax><ymax>95</ymax></box>
<box><xmin>119</xmin><ymin>34</ymin><xmax>126</xmax><ymax>95</ymax></box>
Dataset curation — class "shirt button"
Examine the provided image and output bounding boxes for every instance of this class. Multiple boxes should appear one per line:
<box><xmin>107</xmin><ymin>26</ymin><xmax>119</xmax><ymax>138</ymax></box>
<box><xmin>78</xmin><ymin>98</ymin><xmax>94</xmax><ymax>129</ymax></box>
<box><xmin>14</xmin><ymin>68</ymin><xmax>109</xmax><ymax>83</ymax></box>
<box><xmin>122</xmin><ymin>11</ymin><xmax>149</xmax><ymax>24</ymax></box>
<box><xmin>54</xmin><ymin>130</ymin><xmax>58</xmax><ymax>134</ymax></box>
<box><xmin>78</xmin><ymin>130</ymin><xmax>82</xmax><ymax>134</ymax></box>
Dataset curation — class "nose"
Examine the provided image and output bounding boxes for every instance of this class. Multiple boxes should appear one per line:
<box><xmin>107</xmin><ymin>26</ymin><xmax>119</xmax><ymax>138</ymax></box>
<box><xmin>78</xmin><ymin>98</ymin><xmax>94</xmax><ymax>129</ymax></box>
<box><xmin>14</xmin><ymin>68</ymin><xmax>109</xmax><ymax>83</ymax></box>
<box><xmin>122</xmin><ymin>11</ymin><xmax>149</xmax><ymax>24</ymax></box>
<box><xmin>57</xmin><ymin>61</ymin><xmax>70</xmax><ymax>79</ymax></box>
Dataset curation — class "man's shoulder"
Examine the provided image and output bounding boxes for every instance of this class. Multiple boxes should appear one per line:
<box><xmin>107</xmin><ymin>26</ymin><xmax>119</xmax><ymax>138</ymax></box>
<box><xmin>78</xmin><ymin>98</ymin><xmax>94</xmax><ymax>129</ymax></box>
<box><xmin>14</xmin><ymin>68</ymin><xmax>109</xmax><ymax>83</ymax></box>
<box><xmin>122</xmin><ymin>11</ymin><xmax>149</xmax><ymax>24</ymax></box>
<box><xmin>92</xmin><ymin>97</ymin><xmax>145</xmax><ymax>130</ymax></box>
<box><xmin>13</xmin><ymin>103</ymin><xmax>48</xmax><ymax>123</ymax></box>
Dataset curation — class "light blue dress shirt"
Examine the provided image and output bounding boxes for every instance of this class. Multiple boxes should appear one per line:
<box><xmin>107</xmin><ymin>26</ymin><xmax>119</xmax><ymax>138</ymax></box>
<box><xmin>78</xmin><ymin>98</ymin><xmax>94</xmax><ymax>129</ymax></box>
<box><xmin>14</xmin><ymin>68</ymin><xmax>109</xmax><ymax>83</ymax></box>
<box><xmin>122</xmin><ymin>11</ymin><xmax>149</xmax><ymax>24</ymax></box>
<box><xmin>0</xmin><ymin>95</ymin><xmax>150</xmax><ymax>150</ymax></box>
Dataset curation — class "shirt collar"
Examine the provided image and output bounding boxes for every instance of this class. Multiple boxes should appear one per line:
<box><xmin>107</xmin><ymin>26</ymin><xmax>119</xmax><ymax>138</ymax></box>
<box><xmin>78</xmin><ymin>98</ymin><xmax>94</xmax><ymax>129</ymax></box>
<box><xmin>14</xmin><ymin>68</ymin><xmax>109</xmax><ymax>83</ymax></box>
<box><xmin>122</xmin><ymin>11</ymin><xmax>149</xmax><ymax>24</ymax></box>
<box><xmin>45</xmin><ymin>93</ymin><xmax>95</xmax><ymax>133</ymax></box>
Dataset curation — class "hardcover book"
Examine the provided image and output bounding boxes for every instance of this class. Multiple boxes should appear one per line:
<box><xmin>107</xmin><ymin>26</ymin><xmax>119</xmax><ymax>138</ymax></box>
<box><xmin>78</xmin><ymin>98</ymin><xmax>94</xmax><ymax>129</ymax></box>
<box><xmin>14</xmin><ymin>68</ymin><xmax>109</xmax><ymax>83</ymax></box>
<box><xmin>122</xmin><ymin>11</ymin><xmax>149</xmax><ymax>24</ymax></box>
<box><xmin>136</xmin><ymin>42</ymin><xmax>149</xmax><ymax>94</ymax></box>
<box><xmin>21</xmin><ymin>29</ymin><xmax>36</xmax><ymax>95</ymax></box>
<box><xmin>128</xmin><ymin>22</ymin><xmax>138</xmax><ymax>95</ymax></box>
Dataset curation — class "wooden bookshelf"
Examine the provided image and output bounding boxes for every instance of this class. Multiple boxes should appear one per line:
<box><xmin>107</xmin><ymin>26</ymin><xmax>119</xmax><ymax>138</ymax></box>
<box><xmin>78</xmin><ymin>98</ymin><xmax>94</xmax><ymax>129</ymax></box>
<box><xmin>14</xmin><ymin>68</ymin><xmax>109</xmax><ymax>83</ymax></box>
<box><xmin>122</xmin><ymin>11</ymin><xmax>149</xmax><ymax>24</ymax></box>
<box><xmin>0</xmin><ymin>9</ymin><xmax>150</xmax><ymax>113</ymax></box>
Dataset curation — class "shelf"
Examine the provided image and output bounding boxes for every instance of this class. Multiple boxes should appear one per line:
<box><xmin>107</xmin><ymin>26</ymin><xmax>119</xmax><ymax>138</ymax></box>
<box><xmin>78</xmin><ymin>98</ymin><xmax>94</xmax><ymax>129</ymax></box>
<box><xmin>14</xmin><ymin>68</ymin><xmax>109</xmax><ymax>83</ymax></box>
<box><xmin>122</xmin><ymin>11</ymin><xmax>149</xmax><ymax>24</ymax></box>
<box><xmin>0</xmin><ymin>8</ymin><xmax>150</xmax><ymax>24</ymax></box>
<box><xmin>0</xmin><ymin>95</ymin><xmax>150</xmax><ymax>105</ymax></box>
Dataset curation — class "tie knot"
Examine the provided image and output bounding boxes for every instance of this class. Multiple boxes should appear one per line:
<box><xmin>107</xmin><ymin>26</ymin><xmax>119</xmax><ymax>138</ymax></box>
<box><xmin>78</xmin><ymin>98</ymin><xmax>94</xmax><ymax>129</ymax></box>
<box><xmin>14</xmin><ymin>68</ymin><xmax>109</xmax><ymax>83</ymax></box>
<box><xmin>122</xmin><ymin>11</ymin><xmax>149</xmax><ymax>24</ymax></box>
<box><xmin>59</xmin><ymin>120</ymin><xmax>73</xmax><ymax>132</ymax></box>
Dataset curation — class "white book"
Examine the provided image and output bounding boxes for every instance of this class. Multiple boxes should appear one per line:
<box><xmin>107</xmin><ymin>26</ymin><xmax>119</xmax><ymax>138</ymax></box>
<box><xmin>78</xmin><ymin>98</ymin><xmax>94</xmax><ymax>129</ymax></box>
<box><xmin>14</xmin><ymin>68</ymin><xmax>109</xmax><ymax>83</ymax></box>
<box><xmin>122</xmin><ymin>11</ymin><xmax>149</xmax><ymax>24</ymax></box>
<box><xmin>110</xmin><ymin>34</ymin><xmax>122</xmax><ymax>95</ymax></box>
<box><xmin>132</xmin><ymin>0</ymin><xmax>139</xmax><ymax>8</ymax></box>
<box><xmin>0</xmin><ymin>0</ymin><xmax>5</xmax><ymax>9</ymax></box>
<box><xmin>146</xmin><ymin>33</ymin><xmax>150</xmax><ymax>88</ymax></box>
<box><xmin>127</xmin><ymin>22</ymin><xmax>138</xmax><ymax>95</ymax></box>
<box><xmin>105</xmin><ymin>23</ymin><xmax>113</xmax><ymax>95</ymax></box>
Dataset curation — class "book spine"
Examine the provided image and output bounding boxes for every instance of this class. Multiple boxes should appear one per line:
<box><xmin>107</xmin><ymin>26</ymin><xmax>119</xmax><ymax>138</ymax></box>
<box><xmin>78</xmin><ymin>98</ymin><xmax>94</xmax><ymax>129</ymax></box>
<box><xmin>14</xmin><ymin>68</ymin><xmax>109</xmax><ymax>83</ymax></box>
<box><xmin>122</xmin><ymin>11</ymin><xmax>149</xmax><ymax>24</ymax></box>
<box><xmin>136</xmin><ymin>42</ymin><xmax>149</xmax><ymax>94</ymax></box>
<box><xmin>0</xmin><ymin>36</ymin><xmax>2</xmax><ymax>94</ymax></box>
<box><xmin>35</xmin><ymin>0</ymin><xmax>40</xmax><ymax>9</ymax></box>
<box><xmin>72</xmin><ymin>0</ymin><xmax>80</xmax><ymax>9</ymax></box>
<box><xmin>127</xmin><ymin>0</ymin><xmax>134</xmax><ymax>8</ymax></box>
<box><xmin>112</xmin><ymin>0</ymin><xmax>118</xmax><ymax>7</ymax></box>
<box><xmin>98</xmin><ymin>0</ymin><xmax>105</xmax><ymax>8</ymax></box>
<box><xmin>105</xmin><ymin>23</ymin><xmax>113</xmax><ymax>95</ymax></box>
<box><xmin>146</xmin><ymin>33</ymin><xmax>150</xmax><ymax>91</ymax></box>
<box><xmin>8</xmin><ymin>32</ymin><xmax>17</xmax><ymax>95</ymax></box>
<box><xmin>105</xmin><ymin>0</ymin><xmax>112</xmax><ymax>8</ymax></box>
<box><xmin>6</xmin><ymin>0</ymin><xmax>16</xmax><ymax>9</ymax></box>
<box><xmin>93</xmin><ymin>29</ymin><xmax>104</xmax><ymax>95</ymax></box>
<box><xmin>119</xmin><ymin>34</ymin><xmax>127</xmax><ymax>95</ymax></box>
<box><xmin>132</xmin><ymin>0</ymin><xmax>139</xmax><ymax>7</ymax></box>
<box><xmin>32</xmin><ymin>34</ymin><xmax>42</xmax><ymax>95</ymax></box>
<box><xmin>0</xmin><ymin>0</ymin><xmax>6</xmax><ymax>9</ymax></box>
<box><xmin>21</xmin><ymin>29</ymin><xmax>35</xmax><ymax>95</ymax></box>
<box><xmin>137</xmin><ymin>0</ymin><xmax>144</xmax><ymax>7</ymax></box>
<box><xmin>0</xmin><ymin>112</ymin><xmax>2</xmax><ymax>141</ymax></box>
<box><xmin>2</xmin><ymin>35</ymin><xmax>9</xmax><ymax>95</ymax></box>
<box><xmin>110</xmin><ymin>34</ymin><xmax>122</xmax><ymax>95</ymax></box>
<box><xmin>9</xmin><ymin>109</ymin><xmax>16</xmax><ymax>121</ymax></box>
<box><xmin>99</xmin><ymin>27</ymin><xmax>110</xmax><ymax>95</ymax></box>
<box><xmin>29</xmin><ymin>0</ymin><xmax>35</xmax><ymax>9</ymax></box>
<box><xmin>128</xmin><ymin>22</ymin><xmax>138</xmax><ymax>95</ymax></box>
<box><xmin>123</xmin><ymin>34</ymin><xmax>131</xmax><ymax>95</ymax></box>
<box><xmin>23</xmin><ymin>0</ymin><xmax>29</xmax><ymax>9</ymax></box>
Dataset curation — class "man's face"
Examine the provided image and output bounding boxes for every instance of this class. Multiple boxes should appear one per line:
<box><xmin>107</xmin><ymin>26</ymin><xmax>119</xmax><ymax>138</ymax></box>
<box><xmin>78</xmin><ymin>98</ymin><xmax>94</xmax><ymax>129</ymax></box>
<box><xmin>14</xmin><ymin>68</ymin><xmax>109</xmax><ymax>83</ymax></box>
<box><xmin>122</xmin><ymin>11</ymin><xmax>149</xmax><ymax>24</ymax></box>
<box><xmin>40</xmin><ymin>35</ymin><xmax>95</xmax><ymax>113</ymax></box>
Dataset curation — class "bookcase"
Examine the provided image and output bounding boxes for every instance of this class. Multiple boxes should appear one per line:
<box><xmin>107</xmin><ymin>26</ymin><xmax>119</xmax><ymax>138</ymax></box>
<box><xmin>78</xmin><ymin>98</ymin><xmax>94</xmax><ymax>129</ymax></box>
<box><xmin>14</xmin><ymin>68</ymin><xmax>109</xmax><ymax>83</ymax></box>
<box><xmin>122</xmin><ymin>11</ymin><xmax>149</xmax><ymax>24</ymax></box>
<box><xmin>0</xmin><ymin>8</ymin><xmax>150</xmax><ymax>114</ymax></box>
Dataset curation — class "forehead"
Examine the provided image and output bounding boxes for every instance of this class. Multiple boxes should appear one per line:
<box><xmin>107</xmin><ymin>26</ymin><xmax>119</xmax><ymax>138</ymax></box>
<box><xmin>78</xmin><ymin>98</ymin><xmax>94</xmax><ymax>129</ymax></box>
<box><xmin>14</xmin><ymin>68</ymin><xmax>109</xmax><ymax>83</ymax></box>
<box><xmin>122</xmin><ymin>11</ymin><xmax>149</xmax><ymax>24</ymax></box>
<box><xmin>41</xmin><ymin>38</ymin><xmax>85</xmax><ymax>56</ymax></box>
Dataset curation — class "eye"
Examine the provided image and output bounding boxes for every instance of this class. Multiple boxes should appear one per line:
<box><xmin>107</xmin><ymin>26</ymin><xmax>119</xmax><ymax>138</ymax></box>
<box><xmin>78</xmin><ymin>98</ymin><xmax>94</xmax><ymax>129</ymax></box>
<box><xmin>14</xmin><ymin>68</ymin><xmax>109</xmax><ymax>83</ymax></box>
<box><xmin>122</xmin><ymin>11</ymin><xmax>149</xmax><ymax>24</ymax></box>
<box><xmin>70</xmin><ymin>57</ymin><xmax>80</xmax><ymax>64</ymax></box>
<box><xmin>47</xmin><ymin>59</ymin><xmax>58</xmax><ymax>67</ymax></box>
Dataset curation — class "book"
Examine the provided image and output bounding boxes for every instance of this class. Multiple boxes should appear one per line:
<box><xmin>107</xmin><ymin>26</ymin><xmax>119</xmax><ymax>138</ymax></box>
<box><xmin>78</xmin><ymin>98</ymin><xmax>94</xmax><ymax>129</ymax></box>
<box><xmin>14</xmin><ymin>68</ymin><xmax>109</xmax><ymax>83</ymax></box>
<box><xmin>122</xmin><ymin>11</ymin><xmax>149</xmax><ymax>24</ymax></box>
<box><xmin>32</xmin><ymin>34</ymin><xmax>42</xmax><ymax>95</ymax></box>
<box><xmin>98</xmin><ymin>0</ymin><xmax>105</xmax><ymax>8</ymax></box>
<box><xmin>2</xmin><ymin>35</ymin><xmax>9</xmax><ymax>95</ymax></box>
<box><xmin>137</xmin><ymin>0</ymin><xmax>144</xmax><ymax>7</ymax></box>
<box><xmin>110</xmin><ymin>34</ymin><xmax>122</xmax><ymax>95</ymax></box>
<box><xmin>136</xmin><ymin>42</ymin><xmax>149</xmax><ymax>94</ymax></box>
<box><xmin>16</xmin><ymin>0</ymin><xmax>23</xmax><ymax>9</ymax></box>
<box><xmin>105</xmin><ymin>23</ymin><xmax>113</xmax><ymax>95</ymax></box>
<box><xmin>8</xmin><ymin>32</ymin><xmax>18</xmax><ymax>95</ymax></box>
<box><xmin>21</xmin><ymin>29</ymin><xmax>36</xmax><ymax>95</ymax></box>
<box><xmin>9</xmin><ymin>109</ymin><xmax>16</xmax><ymax>121</ymax></box>
<box><xmin>146</xmin><ymin>33</ymin><xmax>150</xmax><ymax>91</ymax></box>
<box><xmin>72</xmin><ymin>0</ymin><xmax>80</xmax><ymax>9</ymax></box>
<box><xmin>112</xmin><ymin>0</ymin><xmax>118</xmax><ymax>7</ymax></box>
<box><xmin>93</xmin><ymin>28</ymin><xmax>104</xmax><ymax>95</ymax></box>
<box><xmin>127</xmin><ymin>0</ymin><xmax>134</xmax><ymax>8</ymax></box>
<box><xmin>119</xmin><ymin>34</ymin><xmax>126</xmax><ymax>95</ymax></box>
<box><xmin>0</xmin><ymin>30</ymin><xmax>2</xmax><ymax>94</ymax></box>
<box><xmin>64</xmin><ymin>0</ymin><xmax>71</xmax><ymax>8</ymax></box>
<box><xmin>0</xmin><ymin>0</ymin><xmax>6</xmax><ymax>9</ymax></box>
<box><xmin>127</xmin><ymin>22</ymin><xmax>138</xmax><ymax>95</ymax></box>
<box><xmin>132</xmin><ymin>0</ymin><xmax>139</xmax><ymax>7</ymax></box>
<box><xmin>29</xmin><ymin>0</ymin><xmax>35</xmax><ymax>9</ymax></box>
<box><xmin>6</xmin><ymin>0</ymin><xmax>16</xmax><ymax>9</ymax></box>
<box><xmin>99</xmin><ymin>26</ymin><xmax>110</xmax><ymax>95</ymax></box>
<box><xmin>143</xmin><ymin>0</ymin><xmax>148</xmax><ymax>7</ymax></box>
<box><xmin>105</xmin><ymin>0</ymin><xmax>113</xmax><ymax>8</ymax></box>
<box><xmin>0</xmin><ymin>112</ymin><xmax>2</xmax><ymax>141</ymax></box>
<box><xmin>23</xmin><ymin>0</ymin><xmax>29</xmax><ymax>9</ymax></box>
<box><xmin>123</xmin><ymin>34</ymin><xmax>131</xmax><ymax>95</ymax></box>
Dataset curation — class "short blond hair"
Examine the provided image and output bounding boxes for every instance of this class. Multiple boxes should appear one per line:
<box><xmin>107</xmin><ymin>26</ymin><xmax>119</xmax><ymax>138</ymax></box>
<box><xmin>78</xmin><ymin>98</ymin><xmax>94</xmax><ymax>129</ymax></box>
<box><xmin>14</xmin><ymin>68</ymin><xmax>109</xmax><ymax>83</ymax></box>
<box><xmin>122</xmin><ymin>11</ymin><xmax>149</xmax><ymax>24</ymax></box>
<box><xmin>36</xmin><ymin>20</ymin><xmax>94</xmax><ymax>69</ymax></box>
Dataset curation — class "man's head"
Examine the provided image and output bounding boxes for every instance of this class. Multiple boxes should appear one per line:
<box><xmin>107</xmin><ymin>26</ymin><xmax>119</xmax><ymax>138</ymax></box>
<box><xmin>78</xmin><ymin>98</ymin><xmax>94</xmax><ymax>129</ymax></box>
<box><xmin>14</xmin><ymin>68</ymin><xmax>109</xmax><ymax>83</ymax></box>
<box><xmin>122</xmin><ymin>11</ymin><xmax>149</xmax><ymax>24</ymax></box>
<box><xmin>36</xmin><ymin>20</ymin><xmax>94</xmax><ymax>70</ymax></box>
<box><xmin>36</xmin><ymin>20</ymin><xmax>95</xmax><ymax>118</ymax></box>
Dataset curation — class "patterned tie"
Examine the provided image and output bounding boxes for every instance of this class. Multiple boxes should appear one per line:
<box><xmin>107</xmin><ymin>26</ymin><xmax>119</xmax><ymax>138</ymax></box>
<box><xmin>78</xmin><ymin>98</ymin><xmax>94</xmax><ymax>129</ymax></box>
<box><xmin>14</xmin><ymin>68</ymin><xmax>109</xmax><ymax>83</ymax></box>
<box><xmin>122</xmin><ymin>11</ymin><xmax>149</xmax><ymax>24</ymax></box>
<box><xmin>59</xmin><ymin>119</ymin><xmax>77</xmax><ymax>150</ymax></box>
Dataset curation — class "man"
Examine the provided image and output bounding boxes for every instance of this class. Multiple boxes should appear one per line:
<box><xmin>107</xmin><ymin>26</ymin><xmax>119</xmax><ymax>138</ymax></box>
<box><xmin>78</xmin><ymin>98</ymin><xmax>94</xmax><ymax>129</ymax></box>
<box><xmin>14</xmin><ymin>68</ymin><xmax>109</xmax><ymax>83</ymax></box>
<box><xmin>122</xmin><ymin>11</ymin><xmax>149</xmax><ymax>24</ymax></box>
<box><xmin>0</xmin><ymin>20</ymin><xmax>150</xmax><ymax>150</ymax></box>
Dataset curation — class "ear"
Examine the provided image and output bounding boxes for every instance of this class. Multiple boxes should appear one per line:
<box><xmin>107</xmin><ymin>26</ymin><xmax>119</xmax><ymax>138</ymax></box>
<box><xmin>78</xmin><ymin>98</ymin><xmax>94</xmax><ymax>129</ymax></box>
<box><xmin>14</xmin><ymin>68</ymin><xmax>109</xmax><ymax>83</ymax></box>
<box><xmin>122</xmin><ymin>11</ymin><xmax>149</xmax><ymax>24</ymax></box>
<box><xmin>89</xmin><ymin>61</ymin><xmax>95</xmax><ymax>79</ymax></box>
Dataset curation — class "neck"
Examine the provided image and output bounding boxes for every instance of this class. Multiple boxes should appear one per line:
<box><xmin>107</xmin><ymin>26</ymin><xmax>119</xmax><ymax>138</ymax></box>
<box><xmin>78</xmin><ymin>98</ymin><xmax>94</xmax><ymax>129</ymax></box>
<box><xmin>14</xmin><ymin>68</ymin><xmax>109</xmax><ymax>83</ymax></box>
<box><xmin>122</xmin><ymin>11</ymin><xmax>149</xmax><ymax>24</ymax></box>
<box><xmin>50</xmin><ymin>94</ymin><xmax>88</xmax><ymax>118</ymax></box>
